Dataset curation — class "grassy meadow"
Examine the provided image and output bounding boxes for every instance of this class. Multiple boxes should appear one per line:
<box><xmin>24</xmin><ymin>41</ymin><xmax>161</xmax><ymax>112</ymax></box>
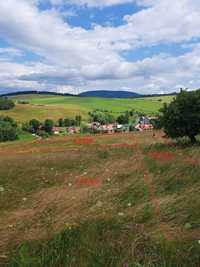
<box><xmin>1</xmin><ymin>131</ymin><xmax>200</xmax><ymax>266</ymax></box>
<box><xmin>0</xmin><ymin>94</ymin><xmax>173</xmax><ymax>123</ymax></box>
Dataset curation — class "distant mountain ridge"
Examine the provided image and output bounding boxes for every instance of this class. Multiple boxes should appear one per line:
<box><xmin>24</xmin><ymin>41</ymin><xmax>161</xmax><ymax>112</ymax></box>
<box><xmin>0</xmin><ymin>90</ymin><xmax>74</xmax><ymax>97</ymax></box>
<box><xmin>0</xmin><ymin>90</ymin><xmax>177</xmax><ymax>98</ymax></box>
<box><xmin>79</xmin><ymin>90</ymin><xmax>142</xmax><ymax>98</ymax></box>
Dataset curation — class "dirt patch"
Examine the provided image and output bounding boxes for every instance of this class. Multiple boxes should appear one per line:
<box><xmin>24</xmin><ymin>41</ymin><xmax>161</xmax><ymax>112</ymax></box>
<box><xmin>74</xmin><ymin>137</ymin><xmax>94</xmax><ymax>145</ymax></box>
<box><xmin>148</xmin><ymin>151</ymin><xmax>174</xmax><ymax>162</ymax></box>
<box><xmin>75</xmin><ymin>178</ymin><xmax>101</xmax><ymax>187</ymax></box>
<box><xmin>99</xmin><ymin>143</ymin><xmax>136</xmax><ymax>149</ymax></box>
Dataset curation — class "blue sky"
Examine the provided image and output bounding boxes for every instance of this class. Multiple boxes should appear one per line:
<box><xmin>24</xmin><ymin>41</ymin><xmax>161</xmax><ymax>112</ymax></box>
<box><xmin>0</xmin><ymin>0</ymin><xmax>200</xmax><ymax>95</ymax></box>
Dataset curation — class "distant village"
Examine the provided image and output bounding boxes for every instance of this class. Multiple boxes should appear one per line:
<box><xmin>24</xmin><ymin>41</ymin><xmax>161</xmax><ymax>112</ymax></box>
<box><xmin>53</xmin><ymin>114</ymin><xmax>155</xmax><ymax>135</ymax></box>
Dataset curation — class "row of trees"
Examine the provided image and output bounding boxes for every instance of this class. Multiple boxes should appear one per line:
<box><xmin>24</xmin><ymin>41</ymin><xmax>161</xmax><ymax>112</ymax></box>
<box><xmin>0</xmin><ymin>97</ymin><xmax>15</xmax><ymax>110</ymax></box>
<box><xmin>22</xmin><ymin>116</ymin><xmax>82</xmax><ymax>137</ymax></box>
<box><xmin>22</xmin><ymin>119</ymin><xmax>54</xmax><ymax>137</ymax></box>
<box><xmin>58</xmin><ymin>115</ymin><xmax>82</xmax><ymax>127</ymax></box>
<box><xmin>88</xmin><ymin>110</ymin><xmax>131</xmax><ymax>125</ymax></box>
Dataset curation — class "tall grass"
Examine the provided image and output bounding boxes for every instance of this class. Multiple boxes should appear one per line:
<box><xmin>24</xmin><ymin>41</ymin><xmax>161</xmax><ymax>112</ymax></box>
<box><xmin>7</xmin><ymin>218</ymin><xmax>200</xmax><ymax>267</ymax></box>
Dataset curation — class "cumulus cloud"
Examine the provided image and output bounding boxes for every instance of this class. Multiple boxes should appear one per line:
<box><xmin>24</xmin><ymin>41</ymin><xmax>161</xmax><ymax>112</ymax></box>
<box><xmin>0</xmin><ymin>0</ymin><xmax>200</xmax><ymax>94</ymax></box>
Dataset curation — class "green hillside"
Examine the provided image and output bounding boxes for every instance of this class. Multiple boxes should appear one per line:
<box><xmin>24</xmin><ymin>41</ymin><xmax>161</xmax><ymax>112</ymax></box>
<box><xmin>0</xmin><ymin>94</ymin><xmax>173</xmax><ymax>122</ymax></box>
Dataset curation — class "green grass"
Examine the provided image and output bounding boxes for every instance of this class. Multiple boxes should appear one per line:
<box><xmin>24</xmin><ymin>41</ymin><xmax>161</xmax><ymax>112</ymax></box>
<box><xmin>113</xmin><ymin>176</ymin><xmax>149</xmax><ymax>207</ymax></box>
<box><xmin>7</xmin><ymin>218</ymin><xmax>200</xmax><ymax>267</ymax></box>
<box><xmin>1</xmin><ymin>132</ymin><xmax>200</xmax><ymax>267</ymax></box>
<box><xmin>161</xmin><ymin>187</ymin><xmax>200</xmax><ymax>229</ymax></box>
<box><xmin>0</xmin><ymin>94</ymin><xmax>173</xmax><ymax>122</ymax></box>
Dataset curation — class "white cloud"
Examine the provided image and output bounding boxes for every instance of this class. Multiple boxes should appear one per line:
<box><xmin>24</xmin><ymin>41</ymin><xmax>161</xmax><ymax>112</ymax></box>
<box><xmin>49</xmin><ymin>0</ymin><xmax>134</xmax><ymax>7</ymax></box>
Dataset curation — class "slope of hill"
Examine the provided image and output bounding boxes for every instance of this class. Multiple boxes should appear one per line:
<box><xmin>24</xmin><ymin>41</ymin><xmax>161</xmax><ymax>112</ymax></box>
<box><xmin>1</xmin><ymin>132</ymin><xmax>200</xmax><ymax>266</ymax></box>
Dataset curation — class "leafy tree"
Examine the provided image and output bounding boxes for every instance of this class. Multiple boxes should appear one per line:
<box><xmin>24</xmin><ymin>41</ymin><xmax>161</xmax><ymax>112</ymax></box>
<box><xmin>43</xmin><ymin>119</ymin><xmax>54</xmax><ymax>134</ymax></box>
<box><xmin>159</xmin><ymin>89</ymin><xmax>200</xmax><ymax>143</ymax></box>
<box><xmin>0</xmin><ymin>116</ymin><xmax>18</xmax><ymax>142</ymax></box>
<box><xmin>89</xmin><ymin>110</ymin><xmax>115</xmax><ymax>124</ymax></box>
<box><xmin>58</xmin><ymin>118</ymin><xmax>65</xmax><ymax>127</ymax></box>
<box><xmin>129</xmin><ymin>109</ymin><xmax>135</xmax><ymax>116</ymax></box>
<box><xmin>0</xmin><ymin>97</ymin><xmax>15</xmax><ymax>110</ymax></box>
<box><xmin>22</xmin><ymin>122</ymin><xmax>34</xmax><ymax>133</ymax></box>
<box><xmin>64</xmin><ymin>118</ymin><xmax>71</xmax><ymax>127</ymax></box>
<box><xmin>117</xmin><ymin>112</ymin><xmax>129</xmax><ymax>124</ymax></box>
<box><xmin>29</xmin><ymin>119</ymin><xmax>40</xmax><ymax>133</ymax></box>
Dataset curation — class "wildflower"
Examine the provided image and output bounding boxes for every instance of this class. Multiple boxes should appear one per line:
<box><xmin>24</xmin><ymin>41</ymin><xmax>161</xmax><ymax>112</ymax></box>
<box><xmin>22</xmin><ymin>197</ymin><xmax>27</xmax><ymax>201</ymax></box>
<box><xmin>68</xmin><ymin>183</ymin><xmax>72</xmax><ymax>187</ymax></box>
<box><xmin>198</xmin><ymin>240</ymin><xmax>200</xmax><ymax>245</ymax></box>
<box><xmin>107</xmin><ymin>178</ymin><xmax>111</xmax><ymax>182</ymax></box>
<box><xmin>118</xmin><ymin>212</ymin><xmax>124</xmax><ymax>217</ymax></box>
<box><xmin>127</xmin><ymin>203</ymin><xmax>132</xmax><ymax>207</ymax></box>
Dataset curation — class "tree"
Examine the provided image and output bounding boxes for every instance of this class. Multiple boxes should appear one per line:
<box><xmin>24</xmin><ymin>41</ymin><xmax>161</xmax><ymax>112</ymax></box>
<box><xmin>58</xmin><ymin>118</ymin><xmax>65</xmax><ymax>127</ymax></box>
<box><xmin>43</xmin><ymin>119</ymin><xmax>54</xmax><ymax>134</ymax></box>
<box><xmin>117</xmin><ymin>112</ymin><xmax>129</xmax><ymax>124</ymax></box>
<box><xmin>64</xmin><ymin>118</ymin><xmax>71</xmax><ymax>127</ymax></box>
<box><xmin>0</xmin><ymin>116</ymin><xmax>18</xmax><ymax>142</ymax></box>
<box><xmin>29</xmin><ymin>119</ymin><xmax>40</xmax><ymax>133</ymax></box>
<box><xmin>75</xmin><ymin>115</ymin><xmax>82</xmax><ymax>126</ymax></box>
<box><xmin>89</xmin><ymin>110</ymin><xmax>115</xmax><ymax>124</ymax></box>
<box><xmin>0</xmin><ymin>97</ymin><xmax>15</xmax><ymax>110</ymax></box>
<box><xmin>159</xmin><ymin>89</ymin><xmax>200</xmax><ymax>143</ymax></box>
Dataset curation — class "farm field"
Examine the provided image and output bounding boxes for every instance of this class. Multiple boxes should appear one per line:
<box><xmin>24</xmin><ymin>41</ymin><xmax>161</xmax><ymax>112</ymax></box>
<box><xmin>0</xmin><ymin>131</ymin><xmax>200</xmax><ymax>266</ymax></box>
<box><xmin>0</xmin><ymin>94</ymin><xmax>173</xmax><ymax>123</ymax></box>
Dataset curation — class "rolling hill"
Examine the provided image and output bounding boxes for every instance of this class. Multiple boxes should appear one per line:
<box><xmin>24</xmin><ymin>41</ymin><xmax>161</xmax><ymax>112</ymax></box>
<box><xmin>0</xmin><ymin>93</ymin><xmax>174</xmax><ymax>123</ymax></box>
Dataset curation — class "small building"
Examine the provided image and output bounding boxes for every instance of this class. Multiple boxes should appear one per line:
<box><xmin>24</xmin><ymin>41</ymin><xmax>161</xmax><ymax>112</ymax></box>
<box><xmin>135</xmin><ymin>116</ymin><xmax>154</xmax><ymax>131</ymax></box>
<box><xmin>67</xmin><ymin>127</ymin><xmax>80</xmax><ymax>134</ymax></box>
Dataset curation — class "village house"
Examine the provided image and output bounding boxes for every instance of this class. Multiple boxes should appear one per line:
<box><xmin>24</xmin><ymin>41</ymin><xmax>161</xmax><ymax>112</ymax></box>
<box><xmin>135</xmin><ymin>116</ymin><xmax>154</xmax><ymax>131</ymax></box>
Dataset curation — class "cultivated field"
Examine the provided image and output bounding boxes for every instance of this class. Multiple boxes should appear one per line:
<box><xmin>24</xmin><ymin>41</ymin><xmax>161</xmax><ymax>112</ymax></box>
<box><xmin>0</xmin><ymin>131</ymin><xmax>200</xmax><ymax>266</ymax></box>
<box><xmin>0</xmin><ymin>94</ymin><xmax>173</xmax><ymax>122</ymax></box>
